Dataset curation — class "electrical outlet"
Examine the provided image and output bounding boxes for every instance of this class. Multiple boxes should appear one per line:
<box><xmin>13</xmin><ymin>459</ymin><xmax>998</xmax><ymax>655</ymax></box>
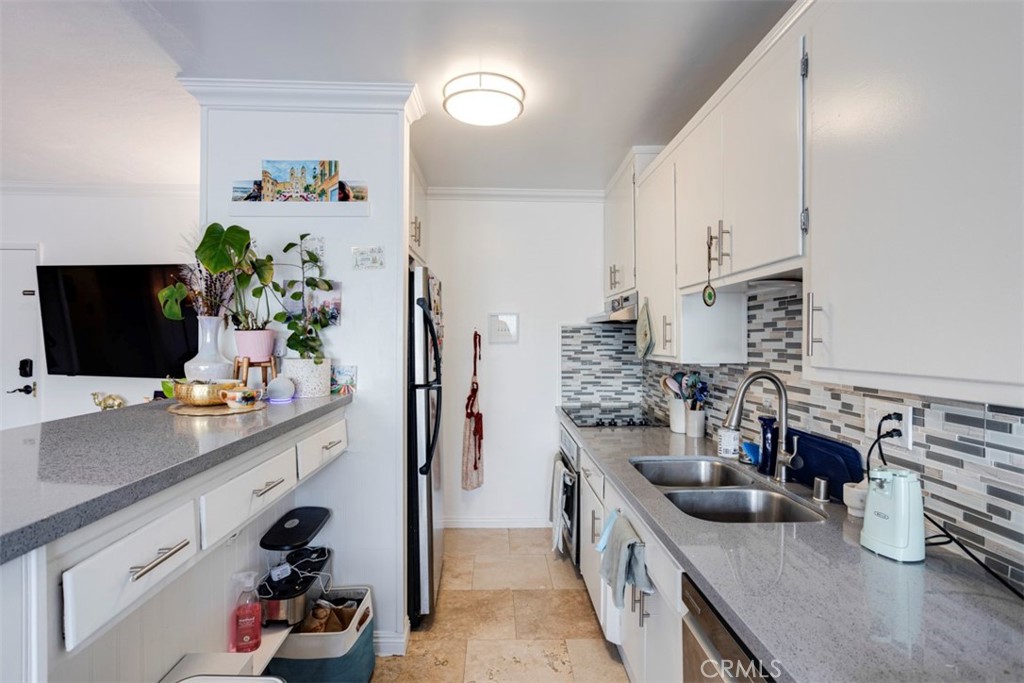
<box><xmin>864</xmin><ymin>397</ymin><xmax>912</xmax><ymax>450</ymax></box>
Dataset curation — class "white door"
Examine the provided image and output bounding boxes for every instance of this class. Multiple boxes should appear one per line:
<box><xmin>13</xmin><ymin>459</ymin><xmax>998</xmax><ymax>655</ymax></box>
<box><xmin>636</xmin><ymin>156</ymin><xmax>678</xmax><ymax>361</ymax></box>
<box><xmin>1</xmin><ymin>247</ymin><xmax>41</xmax><ymax>429</ymax></box>
<box><xmin>675</xmin><ymin>110</ymin><xmax>724</xmax><ymax>289</ymax></box>
<box><xmin>604</xmin><ymin>161</ymin><xmax>636</xmax><ymax>297</ymax></box>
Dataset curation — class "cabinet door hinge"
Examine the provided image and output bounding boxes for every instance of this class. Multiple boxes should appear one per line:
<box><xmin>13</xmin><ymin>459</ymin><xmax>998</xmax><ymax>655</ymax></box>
<box><xmin>800</xmin><ymin>207</ymin><xmax>810</xmax><ymax>234</ymax></box>
<box><xmin>801</xmin><ymin>52</ymin><xmax>809</xmax><ymax>78</ymax></box>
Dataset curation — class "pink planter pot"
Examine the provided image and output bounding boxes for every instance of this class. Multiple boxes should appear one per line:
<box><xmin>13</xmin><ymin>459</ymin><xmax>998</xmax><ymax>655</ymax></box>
<box><xmin>234</xmin><ymin>329</ymin><xmax>276</xmax><ymax>363</ymax></box>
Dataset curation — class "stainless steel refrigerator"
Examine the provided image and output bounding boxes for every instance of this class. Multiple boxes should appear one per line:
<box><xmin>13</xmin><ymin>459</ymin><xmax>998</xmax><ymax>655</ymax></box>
<box><xmin>407</xmin><ymin>265</ymin><xmax>444</xmax><ymax>627</ymax></box>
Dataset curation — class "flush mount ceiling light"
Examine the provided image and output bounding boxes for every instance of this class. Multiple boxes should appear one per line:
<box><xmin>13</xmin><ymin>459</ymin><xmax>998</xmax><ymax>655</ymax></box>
<box><xmin>442</xmin><ymin>72</ymin><xmax>525</xmax><ymax>126</ymax></box>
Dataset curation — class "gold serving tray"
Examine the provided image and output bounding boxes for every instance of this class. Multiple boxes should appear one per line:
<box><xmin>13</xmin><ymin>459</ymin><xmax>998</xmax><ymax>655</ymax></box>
<box><xmin>167</xmin><ymin>401</ymin><xmax>267</xmax><ymax>417</ymax></box>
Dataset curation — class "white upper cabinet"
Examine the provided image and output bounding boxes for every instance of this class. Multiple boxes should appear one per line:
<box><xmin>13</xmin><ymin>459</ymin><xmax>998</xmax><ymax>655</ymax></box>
<box><xmin>803</xmin><ymin>0</ymin><xmax>1023</xmax><ymax>404</ymax></box>
<box><xmin>635</xmin><ymin>155</ymin><xmax>679</xmax><ymax>361</ymax></box>
<box><xmin>721</xmin><ymin>25</ymin><xmax>805</xmax><ymax>276</ymax></box>
<box><xmin>675</xmin><ymin>110</ymin><xmax>724</xmax><ymax>289</ymax></box>
<box><xmin>409</xmin><ymin>157</ymin><xmax>428</xmax><ymax>264</ymax></box>
<box><xmin>604</xmin><ymin>148</ymin><xmax>660</xmax><ymax>299</ymax></box>
<box><xmin>675</xmin><ymin>20</ymin><xmax>806</xmax><ymax>290</ymax></box>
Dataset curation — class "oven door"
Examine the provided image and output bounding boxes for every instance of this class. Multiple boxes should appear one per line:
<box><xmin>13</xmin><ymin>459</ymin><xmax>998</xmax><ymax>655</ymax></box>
<box><xmin>559</xmin><ymin>452</ymin><xmax>579</xmax><ymax>565</ymax></box>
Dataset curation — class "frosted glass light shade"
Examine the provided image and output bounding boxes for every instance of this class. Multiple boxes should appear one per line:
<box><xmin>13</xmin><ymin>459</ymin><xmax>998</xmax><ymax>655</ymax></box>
<box><xmin>443</xmin><ymin>72</ymin><xmax>525</xmax><ymax>126</ymax></box>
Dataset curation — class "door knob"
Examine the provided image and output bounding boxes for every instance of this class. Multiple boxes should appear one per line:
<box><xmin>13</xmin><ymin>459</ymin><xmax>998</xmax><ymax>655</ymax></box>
<box><xmin>7</xmin><ymin>383</ymin><xmax>36</xmax><ymax>396</ymax></box>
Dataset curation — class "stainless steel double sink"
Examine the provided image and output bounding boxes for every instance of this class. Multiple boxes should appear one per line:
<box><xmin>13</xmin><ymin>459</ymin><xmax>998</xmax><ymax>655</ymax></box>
<box><xmin>631</xmin><ymin>457</ymin><xmax>826</xmax><ymax>524</ymax></box>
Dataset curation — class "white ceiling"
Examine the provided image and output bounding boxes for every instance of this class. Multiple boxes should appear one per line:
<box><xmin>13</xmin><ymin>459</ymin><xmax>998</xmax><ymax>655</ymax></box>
<box><xmin>1</xmin><ymin>0</ymin><xmax>791</xmax><ymax>191</ymax></box>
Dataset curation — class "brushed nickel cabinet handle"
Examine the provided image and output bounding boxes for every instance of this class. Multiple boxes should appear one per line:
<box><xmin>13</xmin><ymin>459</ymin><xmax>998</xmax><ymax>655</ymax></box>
<box><xmin>591</xmin><ymin>509</ymin><xmax>600</xmax><ymax>544</ymax></box>
<box><xmin>322</xmin><ymin>439</ymin><xmax>344</xmax><ymax>452</ymax></box>
<box><xmin>682</xmin><ymin>586</ymin><xmax>702</xmax><ymax>615</ymax></box>
<box><xmin>252</xmin><ymin>477</ymin><xmax>285</xmax><ymax>498</ymax></box>
<box><xmin>631</xmin><ymin>584</ymin><xmax>642</xmax><ymax>613</ymax></box>
<box><xmin>639</xmin><ymin>591</ymin><xmax>650</xmax><ymax>628</ymax></box>
<box><xmin>806</xmin><ymin>292</ymin><xmax>823</xmax><ymax>357</ymax></box>
<box><xmin>662</xmin><ymin>316</ymin><xmax>672</xmax><ymax>349</ymax></box>
<box><xmin>718</xmin><ymin>219</ymin><xmax>731</xmax><ymax>262</ymax></box>
<box><xmin>129</xmin><ymin>539</ymin><xmax>190</xmax><ymax>582</ymax></box>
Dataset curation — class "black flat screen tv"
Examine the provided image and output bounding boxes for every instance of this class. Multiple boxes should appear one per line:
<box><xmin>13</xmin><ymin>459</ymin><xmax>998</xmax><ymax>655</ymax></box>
<box><xmin>36</xmin><ymin>264</ymin><xmax>199</xmax><ymax>378</ymax></box>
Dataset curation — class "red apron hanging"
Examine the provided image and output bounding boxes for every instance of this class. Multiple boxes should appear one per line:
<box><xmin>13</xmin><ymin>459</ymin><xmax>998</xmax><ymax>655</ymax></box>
<box><xmin>461</xmin><ymin>331</ymin><xmax>484</xmax><ymax>490</ymax></box>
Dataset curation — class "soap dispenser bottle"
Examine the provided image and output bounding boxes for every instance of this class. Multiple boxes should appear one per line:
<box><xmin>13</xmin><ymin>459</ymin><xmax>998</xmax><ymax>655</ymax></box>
<box><xmin>231</xmin><ymin>571</ymin><xmax>262</xmax><ymax>653</ymax></box>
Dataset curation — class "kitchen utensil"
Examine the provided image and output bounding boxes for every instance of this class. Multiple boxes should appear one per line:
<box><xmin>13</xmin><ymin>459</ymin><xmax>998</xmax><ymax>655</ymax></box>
<box><xmin>665</xmin><ymin>376</ymin><xmax>683</xmax><ymax>398</ymax></box>
<box><xmin>259</xmin><ymin>507</ymin><xmax>334</xmax><ymax>626</ymax></box>
<box><xmin>660</xmin><ymin>376</ymin><xmax>678</xmax><ymax>398</ymax></box>
<box><xmin>860</xmin><ymin>467</ymin><xmax>925</xmax><ymax>562</ymax></box>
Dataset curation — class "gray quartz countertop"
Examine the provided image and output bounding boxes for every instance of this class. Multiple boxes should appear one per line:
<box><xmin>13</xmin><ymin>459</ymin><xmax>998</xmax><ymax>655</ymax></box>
<box><xmin>0</xmin><ymin>395</ymin><xmax>352</xmax><ymax>564</ymax></box>
<box><xmin>559</xmin><ymin>412</ymin><xmax>1024</xmax><ymax>683</ymax></box>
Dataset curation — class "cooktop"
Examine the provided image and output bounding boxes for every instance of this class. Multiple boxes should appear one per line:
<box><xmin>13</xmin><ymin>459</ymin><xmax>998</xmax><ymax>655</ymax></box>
<box><xmin>561</xmin><ymin>403</ymin><xmax>653</xmax><ymax>428</ymax></box>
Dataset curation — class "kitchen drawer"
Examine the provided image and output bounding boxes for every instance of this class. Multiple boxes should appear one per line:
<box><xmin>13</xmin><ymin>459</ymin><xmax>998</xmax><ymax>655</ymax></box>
<box><xmin>62</xmin><ymin>501</ymin><xmax>197</xmax><ymax>651</ymax></box>
<box><xmin>579</xmin><ymin>449</ymin><xmax>604</xmax><ymax>499</ymax></box>
<box><xmin>296</xmin><ymin>418</ymin><xmax>348</xmax><ymax>479</ymax></box>
<box><xmin>199</xmin><ymin>448</ymin><xmax>297</xmax><ymax>549</ymax></box>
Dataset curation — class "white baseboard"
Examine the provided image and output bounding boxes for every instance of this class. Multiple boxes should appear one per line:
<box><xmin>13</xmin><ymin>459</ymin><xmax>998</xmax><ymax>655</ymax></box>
<box><xmin>374</xmin><ymin>626</ymin><xmax>409</xmax><ymax>656</ymax></box>
<box><xmin>444</xmin><ymin>517</ymin><xmax>552</xmax><ymax>529</ymax></box>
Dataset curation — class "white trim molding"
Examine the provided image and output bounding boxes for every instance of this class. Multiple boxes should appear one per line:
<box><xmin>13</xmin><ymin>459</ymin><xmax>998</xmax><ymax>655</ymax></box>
<box><xmin>373</xmin><ymin>627</ymin><xmax>409</xmax><ymax>657</ymax></box>
<box><xmin>0</xmin><ymin>182</ymin><xmax>199</xmax><ymax>197</ymax></box>
<box><xmin>180</xmin><ymin>78</ymin><xmax>422</xmax><ymax>121</ymax></box>
<box><xmin>427</xmin><ymin>187</ymin><xmax>605</xmax><ymax>203</ymax></box>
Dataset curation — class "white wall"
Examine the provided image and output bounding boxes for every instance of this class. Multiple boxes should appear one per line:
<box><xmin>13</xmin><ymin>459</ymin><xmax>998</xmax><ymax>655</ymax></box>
<box><xmin>0</xmin><ymin>188</ymin><xmax>199</xmax><ymax>421</ymax></box>
<box><xmin>427</xmin><ymin>197</ymin><xmax>603</xmax><ymax>527</ymax></box>
<box><xmin>193</xmin><ymin>91</ymin><xmax>414</xmax><ymax>653</ymax></box>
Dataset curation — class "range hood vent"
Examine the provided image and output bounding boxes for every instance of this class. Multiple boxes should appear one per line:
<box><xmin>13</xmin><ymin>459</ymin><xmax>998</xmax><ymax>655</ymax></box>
<box><xmin>586</xmin><ymin>292</ymin><xmax>638</xmax><ymax>324</ymax></box>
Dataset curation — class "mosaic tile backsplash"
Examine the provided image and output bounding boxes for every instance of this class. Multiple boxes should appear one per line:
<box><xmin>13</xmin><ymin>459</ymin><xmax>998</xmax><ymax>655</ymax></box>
<box><xmin>560</xmin><ymin>325</ymin><xmax>643</xmax><ymax>405</ymax></box>
<box><xmin>642</xmin><ymin>289</ymin><xmax>1024</xmax><ymax>589</ymax></box>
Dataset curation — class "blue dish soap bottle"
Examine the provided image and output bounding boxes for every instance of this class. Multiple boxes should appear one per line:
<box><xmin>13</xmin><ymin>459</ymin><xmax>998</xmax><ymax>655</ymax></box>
<box><xmin>757</xmin><ymin>416</ymin><xmax>779</xmax><ymax>477</ymax></box>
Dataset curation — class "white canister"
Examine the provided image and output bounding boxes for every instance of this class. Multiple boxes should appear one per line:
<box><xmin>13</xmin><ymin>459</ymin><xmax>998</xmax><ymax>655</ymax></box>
<box><xmin>669</xmin><ymin>399</ymin><xmax>687</xmax><ymax>434</ymax></box>
<box><xmin>718</xmin><ymin>427</ymin><xmax>741</xmax><ymax>459</ymax></box>
<box><xmin>686</xmin><ymin>408</ymin><xmax>707</xmax><ymax>438</ymax></box>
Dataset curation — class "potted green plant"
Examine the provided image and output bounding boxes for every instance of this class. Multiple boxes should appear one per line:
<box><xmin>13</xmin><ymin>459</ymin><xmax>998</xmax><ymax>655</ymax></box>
<box><xmin>269</xmin><ymin>233</ymin><xmax>335</xmax><ymax>397</ymax></box>
<box><xmin>193</xmin><ymin>223</ymin><xmax>278</xmax><ymax>363</ymax></box>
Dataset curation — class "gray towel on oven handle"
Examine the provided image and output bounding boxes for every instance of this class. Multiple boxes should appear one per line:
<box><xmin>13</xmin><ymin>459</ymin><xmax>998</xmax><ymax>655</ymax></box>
<box><xmin>551</xmin><ymin>457</ymin><xmax>566</xmax><ymax>553</ymax></box>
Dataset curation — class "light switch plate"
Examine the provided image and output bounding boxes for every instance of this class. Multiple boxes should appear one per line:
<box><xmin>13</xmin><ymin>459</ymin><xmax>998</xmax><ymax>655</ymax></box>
<box><xmin>488</xmin><ymin>313</ymin><xmax>519</xmax><ymax>344</ymax></box>
<box><xmin>864</xmin><ymin>397</ymin><xmax>912</xmax><ymax>450</ymax></box>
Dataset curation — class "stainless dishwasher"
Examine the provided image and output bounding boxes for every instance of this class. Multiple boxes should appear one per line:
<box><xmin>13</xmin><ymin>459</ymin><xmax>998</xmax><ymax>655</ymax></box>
<box><xmin>681</xmin><ymin>576</ymin><xmax>771</xmax><ymax>682</ymax></box>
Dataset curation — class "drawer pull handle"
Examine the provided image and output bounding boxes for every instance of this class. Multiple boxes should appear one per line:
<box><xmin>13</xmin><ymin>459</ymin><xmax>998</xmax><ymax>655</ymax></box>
<box><xmin>129</xmin><ymin>539</ymin><xmax>190</xmax><ymax>582</ymax></box>
<box><xmin>639</xmin><ymin>591</ymin><xmax>650</xmax><ymax>628</ymax></box>
<box><xmin>682</xmin><ymin>587</ymin><xmax>702</xmax><ymax>615</ymax></box>
<box><xmin>322</xmin><ymin>439</ymin><xmax>345</xmax><ymax>452</ymax></box>
<box><xmin>252</xmin><ymin>478</ymin><xmax>285</xmax><ymax>498</ymax></box>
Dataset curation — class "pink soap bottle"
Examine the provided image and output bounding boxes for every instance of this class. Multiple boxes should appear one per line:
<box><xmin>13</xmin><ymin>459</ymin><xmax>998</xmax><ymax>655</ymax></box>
<box><xmin>230</xmin><ymin>571</ymin><xmax>262</xmax><ymax>653</ymax></box>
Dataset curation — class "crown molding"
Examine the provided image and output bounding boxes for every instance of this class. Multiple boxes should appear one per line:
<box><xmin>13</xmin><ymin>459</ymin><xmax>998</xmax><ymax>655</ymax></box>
<box><xmin>0</xmin><ymin>181</ymin><xmax>199</xmax><ymax>197</ymax></box>
<box><xmin>179</xmin><ymin>78</ymin><xmax>420</xmax><ymax>115</ymax></box>
<box><xmin>427</xmin><ymin>187</ymin><xmax>605</xmax><ymax>203</ymax></box>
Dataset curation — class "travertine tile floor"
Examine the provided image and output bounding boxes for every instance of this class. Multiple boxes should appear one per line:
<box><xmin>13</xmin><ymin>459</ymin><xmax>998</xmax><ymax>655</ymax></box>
<box><xmin>373</xmin><ymin>528</ymin><xmax>628</xmax><ymax>683</ymax></box>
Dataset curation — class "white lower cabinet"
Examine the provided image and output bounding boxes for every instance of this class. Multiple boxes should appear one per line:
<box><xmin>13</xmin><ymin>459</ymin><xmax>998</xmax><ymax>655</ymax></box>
<box><xmin>199</xmin><ymin>447</ymin><xmax>298</xmax><ymax>548</ymax></box>
<box><xmin>61</xmin><ymin>501</ymin><xmax>197</xmax><ymax>651</ymax></box>
<box><xmin>598</xmin><ymin>481</ymin><xmax>684</xmax><ymax>683</ymax></box>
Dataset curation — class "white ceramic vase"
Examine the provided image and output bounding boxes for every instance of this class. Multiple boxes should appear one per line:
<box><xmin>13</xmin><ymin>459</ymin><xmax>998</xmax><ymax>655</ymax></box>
<box><xmin>281</xmin><ymin>357</ymin><xmax>331</xmax><ymax>398</ymax></box>
<box><xmin>184</xmin><ymin>316</ymin><xmax>233</xmax><ymax>381</ymax></box>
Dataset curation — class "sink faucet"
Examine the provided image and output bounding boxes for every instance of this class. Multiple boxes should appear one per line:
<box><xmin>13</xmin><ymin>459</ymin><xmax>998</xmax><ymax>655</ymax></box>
<box><xmin>722</xmin><ymin>370</ymin><xmax>800</xmax><ymax>483</ymax></box>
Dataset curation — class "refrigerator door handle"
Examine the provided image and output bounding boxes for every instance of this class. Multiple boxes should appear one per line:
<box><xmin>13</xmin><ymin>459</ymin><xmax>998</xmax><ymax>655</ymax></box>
<box><xmin>416</xmin><ymin>297</ymin><xmax>442</xmax><ymax>385</ymax></box>
<box><xmin>416</xmin><ymin>297</ymin><xmax>443</xmax><ymax>476</ymax></box>
<box><xmin>419</xmin><ymin>384</ymin><xmax>442</xmax><ymax>476</ymax></box>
